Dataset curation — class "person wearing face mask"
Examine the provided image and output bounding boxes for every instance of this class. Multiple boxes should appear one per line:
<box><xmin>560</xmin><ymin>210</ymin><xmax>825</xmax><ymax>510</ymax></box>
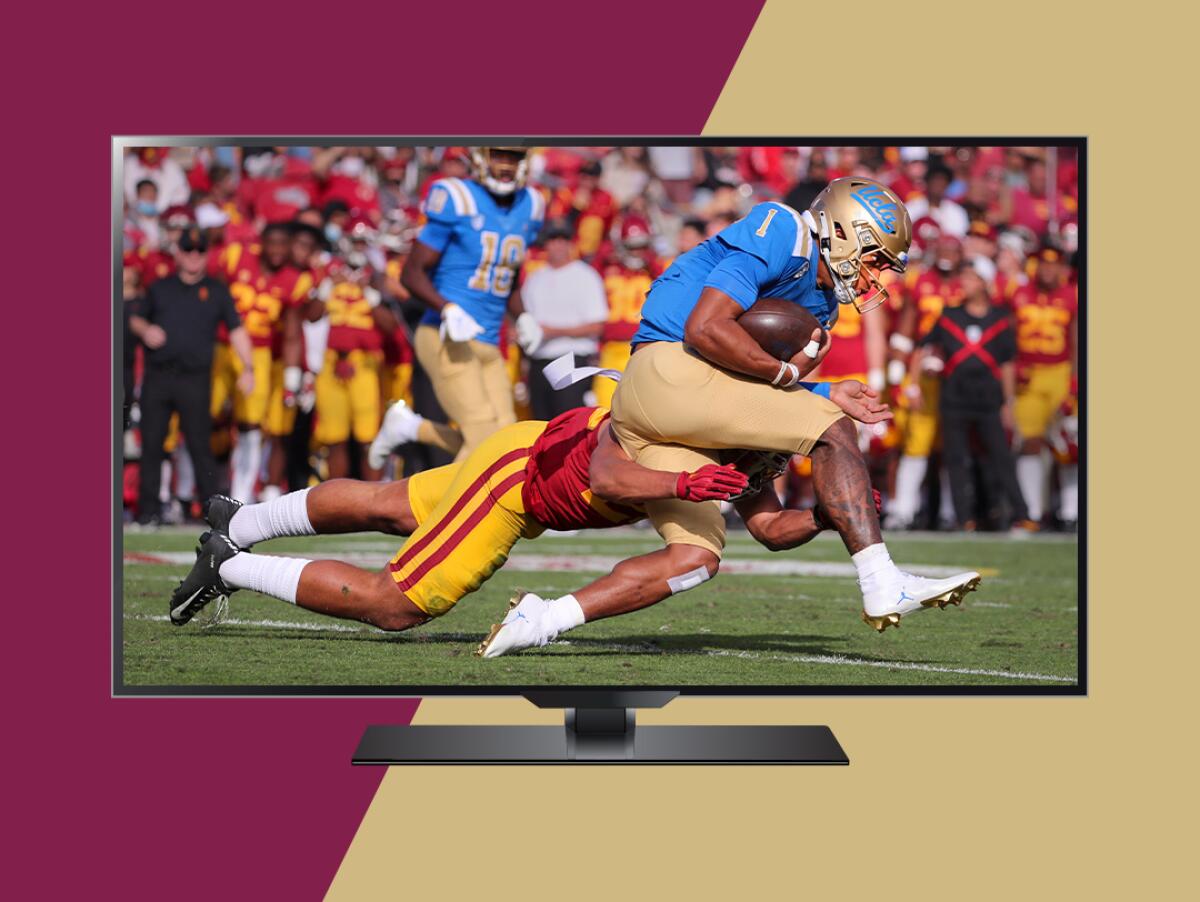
<box><xmin>129</xmin><ymin>180</ymin><xmax>163</xmax><ymax>249</ymax></box>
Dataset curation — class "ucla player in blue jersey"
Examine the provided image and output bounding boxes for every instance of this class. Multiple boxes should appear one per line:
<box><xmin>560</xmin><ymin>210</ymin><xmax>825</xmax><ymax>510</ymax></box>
<box><xmin>397</xmin><ymin>147</ymin><xmax>546</xmax><ymax>460</ymax></box>
<box><xmin>599</xmin><ymin>176</ymin><xmax>981</xmax><ymax>631</ymax></box>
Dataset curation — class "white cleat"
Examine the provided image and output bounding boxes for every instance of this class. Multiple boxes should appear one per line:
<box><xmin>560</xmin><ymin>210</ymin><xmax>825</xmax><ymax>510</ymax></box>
<box><xmin>861</xmin><ymin>570</ymin><xmax>981</xmax><ymax>633</ymax></box>
<box><xmin>368</xmin><ymin>400</ymin><xmax>421</xmax><ymax>470</ymax></box>
<box><xmin>476</xmin><ymin>592</ymin><xmax>553</xmax><ymax>659</ymax></box>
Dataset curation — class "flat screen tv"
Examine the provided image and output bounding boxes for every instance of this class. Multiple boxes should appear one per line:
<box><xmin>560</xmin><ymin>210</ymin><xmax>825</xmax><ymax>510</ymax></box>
<box><xmin>114</xmin><ymin>137</ymin><xmax>1085</xmax><ymax>762</ymax></box>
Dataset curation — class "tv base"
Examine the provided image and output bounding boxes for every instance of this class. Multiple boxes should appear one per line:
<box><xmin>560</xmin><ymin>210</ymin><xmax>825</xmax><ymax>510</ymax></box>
<box><xmin>353</xmin><ymin>707</ymin><xmax>848</xmax><ymax>765</ymax></box>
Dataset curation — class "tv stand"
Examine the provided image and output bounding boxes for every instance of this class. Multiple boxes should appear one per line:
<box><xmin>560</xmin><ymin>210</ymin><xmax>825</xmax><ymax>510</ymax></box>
<box><xmin>352</xmin><ymin>692</ymin><xmax>847</xmax><ymax>764</ymax></box>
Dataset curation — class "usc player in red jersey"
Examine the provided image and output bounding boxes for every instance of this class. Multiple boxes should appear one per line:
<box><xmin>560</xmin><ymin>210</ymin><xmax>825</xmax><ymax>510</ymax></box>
<box><xmin>311</xmin><ymin>229</ymin><xmax>405</xmax><ymax>480</ymax></box>
<box><xmin>169</xmin><ymin>406</ymin><xmax>848</xmax><ymax>638</ymax></box>
<box><xmin>592</xmin><ymin>217</ymin><xmax>662</xmax><ymax>408</ymax></box>
<box><xmin>1006</xmin><ymin>245</ymin><xmax>1079</xmax><ymax>528</ymax></box>
<box><xmin>212</xmin><ymin>223</ymin><xmax>312</xmax><ymax>502</ymax></box>
<box><xmin>886</xmin><ymin>234</ymin><xmax>964</xmax><ymax>528</ymax></box>
<box><xmin>545</xmin><ymin>159</ymin><xmax>616</xmax><ymax>260</ymax></box>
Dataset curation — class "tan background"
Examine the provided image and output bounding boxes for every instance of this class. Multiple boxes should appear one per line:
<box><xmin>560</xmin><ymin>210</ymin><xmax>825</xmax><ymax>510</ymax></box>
<box><xmin>328</xmin><ymin>2</ymin><xmax>1191</xmax><ymax>897</ymax></box>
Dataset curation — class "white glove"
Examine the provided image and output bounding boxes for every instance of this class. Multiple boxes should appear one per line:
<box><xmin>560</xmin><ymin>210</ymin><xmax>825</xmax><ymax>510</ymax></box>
<box><xmin>886</xmin><ymin>359</ymin><xmax>907</xmax><ymax>386</ymax></box>
<box><xmin>514</xmin><ymin>312</ymin><xmax>544</xmax><ymax>355</ymax></box>
<box><xmin>440</xmin><ymin>303</ymin><xmax>485</xmax><ymax>343</ymax></box>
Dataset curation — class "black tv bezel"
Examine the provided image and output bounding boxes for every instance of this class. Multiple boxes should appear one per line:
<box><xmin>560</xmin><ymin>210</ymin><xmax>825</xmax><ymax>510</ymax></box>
<box><xmin>112</xmin><ymin>135</ymin><xmax>1087</xmax><ymax>699</ymax></box>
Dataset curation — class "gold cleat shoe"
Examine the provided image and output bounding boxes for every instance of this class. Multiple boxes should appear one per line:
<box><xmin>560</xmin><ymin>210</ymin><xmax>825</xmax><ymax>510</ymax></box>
<box><xmin>475</xmin><ymin>591</ymin><xmax>524</xmax><ymax>658</ymax></box>
<box><xmin>919</xmin><ymin>574</ymin><xmax>982</xmax><ymax>610</ymax></box>
<box><xmin>861</xmin><ymin>571</ymin><xmax>982</xmax><ymax>632</ymax></box>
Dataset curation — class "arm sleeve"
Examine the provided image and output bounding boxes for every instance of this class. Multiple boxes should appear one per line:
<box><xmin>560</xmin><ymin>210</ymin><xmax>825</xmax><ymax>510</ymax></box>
<box><xmin>416</xmin><ymin>182</ymin><xmax>459</xmax><ymax>253</ymax></box>
<box><xmin>919</xmin><ymin>318</ymin><xmax>945</xmax><ymax>350</ymax></box>
<box><xmin>993</xmin><ymin>321</ymin><xmax>1017</xmax><ymax>363</ymax></box>
<box><xmin>583</xmin><ymin>267</ymin><xmax>610</xmax><ymax>321</ymax></box>
<box><xmin>217</xmin><ymin>284</ymin><xmax>242</xmax><ymax>331</ymax></box>
<box><xmin>797</xmin><ymin>381</ymin><xmax>833</xmax><ymax>399</ymax></box>
<box><xmin>702</xmin><ymin>251</ymin><xmax>771</xmax><ymax>310</ymax></box>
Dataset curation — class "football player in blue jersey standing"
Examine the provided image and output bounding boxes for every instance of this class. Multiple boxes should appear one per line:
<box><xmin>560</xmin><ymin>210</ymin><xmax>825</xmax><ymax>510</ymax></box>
<box><xmin>393</xmin><ymin>147</ymin><xmax>546</xmax><ymax>460</ymax></box>
<box><xmin>484</xmin><ymin>177</ymin><xmax>982</xmax><ymax>647</ymax></box>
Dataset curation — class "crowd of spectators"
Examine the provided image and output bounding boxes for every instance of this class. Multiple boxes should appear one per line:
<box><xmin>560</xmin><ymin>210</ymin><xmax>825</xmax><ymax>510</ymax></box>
<box><xmin>122</xmin><ymin>144</ymin><xmax>1081</xmax><ymax>532</ymax></box>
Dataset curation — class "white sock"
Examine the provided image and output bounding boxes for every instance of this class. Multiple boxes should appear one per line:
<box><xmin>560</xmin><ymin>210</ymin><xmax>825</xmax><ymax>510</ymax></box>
<box><xmin>229</xmin><ymin>487</ymin><xmax>315</xmax><ymax>547</ymax></box>
<box><xmin>159</xmin><ymin>460</ymin><xmax>173</xmax><ymax>504</ymax></box>
<box><xmin>1058</xmin><ymin>463</ymin><xmax>1079</xmax><ymax>522</ymax></box>
<box><xmin>852</xmin><ymin>543</ymin><xmax>899</xmax><ymax>591</ymax></box>
<box><xmin>174</xmin><ymin>445</ymin><xmax>195</xmax><ymax>501</ymax></box>
<box><xmin>546</xmin><ymin>594</ymin><xmax>586</xmax><ymax>636</ymax></box>
<box><xmin>893</xmin><ymin>455</ymin><xmax>928</xmax><ymax>524</ymax></box>
<box><xmin>938</xmin><ymin>464</ymin><xmax>955</xmax><ymax>524</ymax></box>
<box><xmin>1016</xmin><ymin>454</ymin><xmax>1046</xmax><ymax>522</ymax></box>
<box><xmin>231</xmin><ymin>428</ymin><xmax>263</xmax><ymax>503</ymax></box>
<box><xmin>219</xmin><ymin>552</ymin><xmax>311</xmax><ymax>604</ymax></box>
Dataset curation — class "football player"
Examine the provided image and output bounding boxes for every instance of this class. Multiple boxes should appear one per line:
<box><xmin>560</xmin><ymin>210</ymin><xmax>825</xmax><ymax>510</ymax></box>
<box><xmin>886</xmin><ymin>233</ymin><xmax>965</xmax><ymax>529</ymax></box>
<box><xmin>601</xmin><ymin>177</ymin><xmax>980</xmax><ymax>631</ymax></box>
<box><xmin>592</xmin><ymin>216</ymin><xmax>662</xmax><ymax>408</ymax></box>
<box><xmin>169</xmin><ymin>407</ymin><xmax>760</xmax><ymax>631</ymax></box>
<box><xmin>310</xmin><ymin>227</ymin><xmax>401</xmax><ymax>480</ymax></box>
<box><xmin>400</xmin><ymin>147</ymin><xmax>546</xmax><ymax>461</ymax></box>
<box><xmin>212</xmin><ymin>223</ymin><xmax>312</xmax><ymax>502</ymax></box>
<box><xmin>1006</xmin><ymin>245</ymin><xmax>1079</xmax><ymax>528</ymax></box>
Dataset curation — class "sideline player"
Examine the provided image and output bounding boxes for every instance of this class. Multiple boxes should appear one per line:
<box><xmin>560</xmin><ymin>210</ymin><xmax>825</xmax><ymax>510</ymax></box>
<box><xmin>601</xmin><ymin>177</ymin><xmax>980</xmax><ymax>630</ymax></box>
<box><xmin>212</xmin><ymin>224</ymin><xmax>310</xmax><ymax>501</ymax></box>
<box><xmin>168</xmin><ymin>407</ymin><xmax>762</xmax><ymax>630</ymax></box>
<box><xmin>401</xmin><ymin>147</ymin><xmax>546</xmax><ymax>460</ymax></box>
<box><xmin>1007</xmin><ymin>244</ymin><xmax>1078</xmax><ymax>528</ymax></box>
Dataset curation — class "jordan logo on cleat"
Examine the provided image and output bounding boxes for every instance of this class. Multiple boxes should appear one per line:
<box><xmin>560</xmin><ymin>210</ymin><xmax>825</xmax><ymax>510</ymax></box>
<box><xmin>897</xmin><ymin>590</ymin><xmax>913</xmax><ymax>605</ymax></box>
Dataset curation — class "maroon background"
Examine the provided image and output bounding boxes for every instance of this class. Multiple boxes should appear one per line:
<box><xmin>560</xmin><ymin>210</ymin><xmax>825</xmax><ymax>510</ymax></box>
<box><xmin>8</xmin><ymin>2</ymin><xmax>764</xmax><ymax>898</ymax></box>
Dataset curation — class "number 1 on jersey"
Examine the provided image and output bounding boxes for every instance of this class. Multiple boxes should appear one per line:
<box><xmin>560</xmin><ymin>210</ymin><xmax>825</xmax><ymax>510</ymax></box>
<box><xmin>756</xmin><ymin>208</ymin><xmax>778</xmax><ymax>237</ymax></box>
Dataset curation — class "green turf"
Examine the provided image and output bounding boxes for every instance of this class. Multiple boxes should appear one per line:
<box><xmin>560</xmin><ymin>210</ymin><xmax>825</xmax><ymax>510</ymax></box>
<box><xmin>120</xmin><ymin>527</ymin><xmax>1079</xmax><ymax>688</ymax></box>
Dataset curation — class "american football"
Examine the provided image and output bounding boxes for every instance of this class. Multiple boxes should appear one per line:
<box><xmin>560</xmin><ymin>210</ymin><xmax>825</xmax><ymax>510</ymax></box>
<box><xmin>738</xmin><ymin>298</ymin><xmax>825</xmax><ymax>360</ymax></box>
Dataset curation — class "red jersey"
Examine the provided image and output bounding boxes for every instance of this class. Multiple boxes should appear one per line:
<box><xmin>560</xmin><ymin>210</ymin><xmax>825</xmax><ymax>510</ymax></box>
<box><xmin>1005</xmin><ymin>283</ymin><xmax>1077</xmax><ymax>366</ymax></box>
<box><xmin>816</xmin><ymin>303</ymin><xmax>868</xmax><ymax>379</ymax></box>
<box><xmin>523</xmin><ymin>407</ymin><xmax>642</xmax><ymax>531</ymax></box>
<box><xmin>598</xmin><ymin>260</ymin><xmax>657</xmax><ymax>343</ymax></box>
<box><xmin>546</xmin><ymin>186</ymin><xmax>616</xmax><ymax>258</ymax></box>
<box><xmin>127</xmin><ymin>246</ymin><xmax>174</xmax><ymax>287</ymax></box>
<box><xmin>325</xmin><ymin>264</ymin><xmax>382</xmax><ymax>354</ymax></box>
<box><xmin>902</xmin><ymin>266</ymin><xmax>962</xmax><ymax>340</ymax></box>
<box><xmin>221</xmin><ymin>243</ymin><xmax>312</xmax><ymax>348</ymax></box>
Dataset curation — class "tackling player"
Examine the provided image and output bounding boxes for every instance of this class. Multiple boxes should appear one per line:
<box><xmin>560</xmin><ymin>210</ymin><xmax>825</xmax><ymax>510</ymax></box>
<box><xmin>603</xmin><ymin>177</ymin><xmax>980</xmax><ymax>630</ymax></box>
<box><xmin>167</xmin><ymin>407</ymin><xmax>760</xmax><ymax>631</ymax></box>
<box><xmin>400</xmin><ymin>147</ymin><xmax>546</xmax><ymax>460</ymax></box>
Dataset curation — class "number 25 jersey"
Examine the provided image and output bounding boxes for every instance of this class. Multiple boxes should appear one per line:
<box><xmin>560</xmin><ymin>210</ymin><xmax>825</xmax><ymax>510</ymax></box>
<box><xmin>417</xmin><ymin>177</ymin><xmax>546</xmax><ymax>347</ymax></box>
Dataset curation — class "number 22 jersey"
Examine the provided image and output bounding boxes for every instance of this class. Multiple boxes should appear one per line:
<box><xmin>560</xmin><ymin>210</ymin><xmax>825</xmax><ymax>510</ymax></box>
<box><xmin>416</xmin><ymin>177</ymin><xmax>546</xmax><ymax>346</ymax></box>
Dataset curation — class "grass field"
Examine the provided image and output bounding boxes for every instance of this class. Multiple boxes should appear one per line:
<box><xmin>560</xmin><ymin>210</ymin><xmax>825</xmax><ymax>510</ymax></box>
<box><xmin>120</xmin><ymin>526</ymin><xmax>1079</xmax><ymax>689</ymax></box>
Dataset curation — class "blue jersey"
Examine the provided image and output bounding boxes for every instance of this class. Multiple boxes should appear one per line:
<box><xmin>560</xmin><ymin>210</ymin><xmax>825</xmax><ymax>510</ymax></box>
<box><xmin>417</xmin><ymin>177</ymin><xmax>546</xmax><ymax>346</ymax></box>
<box><xmin>633</xmin><ymin>201</ymin><xmax>839</xmax><ymax>345</ymax></box>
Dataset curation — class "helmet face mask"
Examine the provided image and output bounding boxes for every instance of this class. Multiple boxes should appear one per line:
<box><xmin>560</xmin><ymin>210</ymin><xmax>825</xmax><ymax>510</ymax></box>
<box><xmin>809</xmin><ymin>177</ymin><xmax>912</xmax><ymax>314</ymax></box>
<box><xmin>718</xmin><ymin>449</ymin><xmax>792</xmax><ymax>502</ymax></box>
<box><xmin>470</xmin><ymin>146</ymin><xmax>529</xmax><ymax>196</ymax></box>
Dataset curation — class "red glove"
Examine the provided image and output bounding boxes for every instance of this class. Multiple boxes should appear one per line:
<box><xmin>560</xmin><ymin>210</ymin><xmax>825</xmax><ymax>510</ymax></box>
<box><xmin>813</xmin><ymin>488</ymin><xmax>882</xmax><ymax>531</ymax></box>
<box><xmin>675</xmin><ymin>464</ymin><xmax>749</xmax><ymax>503</ymax></box>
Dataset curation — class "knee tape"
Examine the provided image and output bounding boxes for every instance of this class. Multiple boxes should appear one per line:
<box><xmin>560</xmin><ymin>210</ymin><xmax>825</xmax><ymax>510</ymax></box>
<box><xmin>667</xmin><ymin>565</ymin><xmax>712</xmax><ymax>595</ymax></box>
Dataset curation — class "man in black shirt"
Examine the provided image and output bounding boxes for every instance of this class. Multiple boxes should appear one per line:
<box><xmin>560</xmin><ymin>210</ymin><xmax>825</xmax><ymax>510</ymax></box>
<box><xmin>918</xmin><ymin>258</ymin><xmax>1031</xmax><ymax>530</ymax></box>
<box><xmin>128</xmin><ymin>227</ymin><xmax>253</xmax><ymax>525</ymax></box>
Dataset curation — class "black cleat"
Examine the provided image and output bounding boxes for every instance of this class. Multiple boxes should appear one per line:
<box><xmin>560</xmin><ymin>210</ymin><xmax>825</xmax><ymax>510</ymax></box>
<box><xmin>169</xmin><ymin>531</ymin><xmax>239</xmax><ymax>626</ymax></box>
<box><xmin>203</xmin><ymin>495</ymin><xmax>245</xmax><ymax>547</ymax></box>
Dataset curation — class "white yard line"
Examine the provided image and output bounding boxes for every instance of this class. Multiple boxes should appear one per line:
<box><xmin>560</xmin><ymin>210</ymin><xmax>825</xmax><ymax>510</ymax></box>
<box><xmin>128</xmin><ymin>550</ymin><xmax>987</xmax><ymax>579</ymax></box>
<box><xmin>126</xmin><ymin>615</ymin><xmax>1072</xmax><ymax>683</ymax></box>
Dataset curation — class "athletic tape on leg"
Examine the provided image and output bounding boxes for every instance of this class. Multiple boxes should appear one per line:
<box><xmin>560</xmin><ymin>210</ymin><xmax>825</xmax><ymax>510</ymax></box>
<box><xmin>667</xmin><ymin>565</ymin><xmax>712</xmax><ymax>595</ymax></box>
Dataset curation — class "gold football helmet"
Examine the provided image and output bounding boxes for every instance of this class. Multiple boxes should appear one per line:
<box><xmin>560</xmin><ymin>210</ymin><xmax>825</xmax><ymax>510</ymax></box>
<box><xmin>808</xmin><ymin>176</ymin><xmax>912</xmax><ymax>314</ymax></box>
<box><xmin>470</xmin><ymin>146</ymin><xmax>529</xmax><ymax>196</ymax></box>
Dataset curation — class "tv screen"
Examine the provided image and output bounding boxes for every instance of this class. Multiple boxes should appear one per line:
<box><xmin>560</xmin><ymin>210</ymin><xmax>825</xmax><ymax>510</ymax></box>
<box><xmin>115</xmin><ymin>138</ymin><xmax>1083</xmax><ymax>697</ymax></box>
